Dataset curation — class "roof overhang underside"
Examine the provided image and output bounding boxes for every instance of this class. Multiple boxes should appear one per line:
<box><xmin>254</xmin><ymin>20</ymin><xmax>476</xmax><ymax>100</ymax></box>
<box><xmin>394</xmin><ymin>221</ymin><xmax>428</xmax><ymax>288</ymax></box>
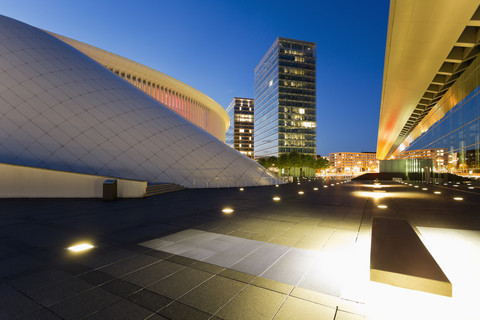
<box><xmin>377</xmin><ymin>0</ymin><xmax>480</xmax><ymax>160</ymax></box>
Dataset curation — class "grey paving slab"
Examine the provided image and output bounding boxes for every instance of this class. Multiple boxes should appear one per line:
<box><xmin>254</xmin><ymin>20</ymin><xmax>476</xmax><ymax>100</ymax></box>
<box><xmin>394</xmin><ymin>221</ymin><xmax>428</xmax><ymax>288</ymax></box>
<box><xmin>98</xmin><ymin>254</ymin><xmax>160</xmax><ymax>277</ymax></box>
<box><xmin>216</xmin><ymin>285</ymin><xmax>286</xmax><ymax>320</ymax></box>
<box><xmin>10</xmin><ymin>268</ymin><xmax>74</xmax><ymax>292</ymax></box>
<box><xmin>100</xmin><ymin>279</ymin><xmax>142</xmax><ymax>298</ymax></box>
<box><xmin>0</xmin><ymin>254</ymin><xmax>43</xmax><ymax>278</ymax></box>
<box><xmin>126</xmin><ymin>289</ymin><xmax>172</xmax><ymax>313</ymax></box>
<box><xmin>158</xmin><ymin>301</ymin><xmax>212</xmax><ymax>320</ymax></box>
<box><xmin>121</xmin><ymin>260</ymin><xmax>184</xmax><ymax>287</ymax></box>
<box><xmin>16</xmin><ymin>308</ymin><xmax>63</xmax><ymax>320</ymax></box>
<box><xmin>84</xmin><ymin>299</ymin><xmax>155</xmax><ymax>320</ymax></box>
<box><xmin>0</xmin><ymin>287</ymin><xmax>42</xmax><ymax>318</ymax></box>
<box><xmin>179</xmin><ymin>275</ymin><xmax>247</xmax><ymax>314</ymax></box>
<box><xmin>147</xmin><ymin>267</ymin><xmax>212</xmax><ymax>300</ymax></box>
<box><xmin>26</xmin><ymin>277</ymin><xmax>94</xmax><ymax>306</ymax></box>
<box><xmin>49</xmin><ymin>287</ymin><xmax>120</xmax><ymax>320</ymax></box>
<box><xmin>261</xmin><ymin>248</ymin><xmax>319</xmax><ymax>285</ymax></box>
<box><xmin>231</xmin><ymin>243</ymin><xmax>290</xmax><ymax>275</ymax></box>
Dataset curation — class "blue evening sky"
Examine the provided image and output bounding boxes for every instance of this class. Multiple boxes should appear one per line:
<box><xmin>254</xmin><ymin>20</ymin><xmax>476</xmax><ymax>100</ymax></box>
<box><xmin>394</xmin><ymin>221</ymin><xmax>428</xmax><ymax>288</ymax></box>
<box><xmin>3</xmin><ymin>0</ymin><xmax>389</xmax><ymax>156</ymax></box>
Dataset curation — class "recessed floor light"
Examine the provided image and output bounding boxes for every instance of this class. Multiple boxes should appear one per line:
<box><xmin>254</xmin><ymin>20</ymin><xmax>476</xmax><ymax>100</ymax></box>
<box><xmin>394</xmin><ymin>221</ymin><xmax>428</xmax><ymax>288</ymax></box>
<box><xmin>273</xmin><ymin>196</ymin><xmax>281</xmax><ymax>201</ymax></box>
<box><xmin>324</xmin><ymin>186</ymin><xmax>328</xmax><ymax>188</ymax></box>
<box><xmin>414</xmin><ymin>186</ymin><xmax>419</xmax><ymax>188</ymax></box>
<box><xmin>453</xmin><ymin>197</ymin><xmax>463</xmax><ymax>201</ymax></box>
<box><xmin>377</xmin><ymin>205</ymin><xmax>388</xmax><ymax>209</ymax></box>
<box><xmin>275</xmin><ymin>184</ymin><xmax>279</xmax><ymax>187</ymax></box>
<box><xmin>453</xmin><ymin>185</ymin><xmax>459</xmax><ymax>187</ymax></box>
<box><xmin>298</xmin><ymin>191</ymin><xmax>304</xmax><ymax>195</ymax></box>
<box><xmin>331</xmin><ymin>184</ymin><xmax>334</xmax><ymax>186</ymax></box>
<box><xmin>67</xmin><ymin>243</ymin><xmax>94</xmax><ymax>253</ymax></box>
<box><xmin>239</xmin><ymin>188</ymin><xmax>244</xmax><ymax>191</ymax></box>
<box><xmin>409</xmin><ymin>184</ymin><xmax>413</xmax><ymax>186</ymax></box>
<box><xmin>469</xmin><ymin>186</ymin><xmax>474</xmax><ymax>189</ymax></box>
<box><xmin>434</xmin><ymin>191</ymin><xmax>441</xmax><ymax>194</ymax></box>
<box><xmin>422</xmin><ymin>188</ymin><xmax>428</xmax><ymax>191</ymax></box>
<box><xmin>313</xmin><ymin>187</ymin><xmax>318</xmax><ymax>191</ymax></box>
<box><xmin>222</xmin><ymin>208</ymin><xmax>234</xmax><ymax>214</ymax></box>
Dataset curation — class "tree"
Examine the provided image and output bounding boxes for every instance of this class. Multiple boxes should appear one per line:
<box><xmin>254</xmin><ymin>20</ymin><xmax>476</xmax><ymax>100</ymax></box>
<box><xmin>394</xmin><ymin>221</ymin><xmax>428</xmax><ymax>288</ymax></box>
<box><xmin>315</xmin><ymin>157</ymin><xmax>329</xmax><ymax>170</ymax></box>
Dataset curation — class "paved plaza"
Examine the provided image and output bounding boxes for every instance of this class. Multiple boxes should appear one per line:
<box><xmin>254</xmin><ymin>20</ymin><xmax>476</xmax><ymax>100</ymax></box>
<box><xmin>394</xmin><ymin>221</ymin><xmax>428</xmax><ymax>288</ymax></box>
<box><xmin>1</xmin><ymin>179</ymin><xmax>480</xmax><ymax>319</ymax></box>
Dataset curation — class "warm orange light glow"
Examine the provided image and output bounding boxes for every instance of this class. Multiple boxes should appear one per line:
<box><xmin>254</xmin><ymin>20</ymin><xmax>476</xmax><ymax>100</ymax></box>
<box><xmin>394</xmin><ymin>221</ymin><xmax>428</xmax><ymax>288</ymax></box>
<box><xmin>453</xmin><ymin>197</ymin><xmax>463</xmax><ymax>201</ymax></box>
<box><xmin>377</xmin><ymin>205</ymin><xmax>388</xmax><ymax>209</ymax></box>
<box><xmin>67</xmin><ymin>243</ymin><xmax>94</xmax><ymax>252</ymax></box>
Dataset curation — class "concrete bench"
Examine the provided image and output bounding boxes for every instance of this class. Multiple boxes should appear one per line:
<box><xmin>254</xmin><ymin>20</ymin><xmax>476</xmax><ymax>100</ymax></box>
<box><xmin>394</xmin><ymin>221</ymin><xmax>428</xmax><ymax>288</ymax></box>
<box><xmin>370</xmin><ymin>217</ymin><xmax>452</xmax><ymax>296</ymax></box>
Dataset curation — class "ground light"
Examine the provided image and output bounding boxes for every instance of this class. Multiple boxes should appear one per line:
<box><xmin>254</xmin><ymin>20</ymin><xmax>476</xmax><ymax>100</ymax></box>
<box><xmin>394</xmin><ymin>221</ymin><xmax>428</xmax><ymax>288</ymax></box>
<box><xmin>377</xmin><ymin>205</ymin><xmax>388</xmax><ymax>209</ymax></box>
<box><xmin>273</xmin><ymin>196</ymin><xmax>281</xmax><ymax>201</ymax></box>
<box><xmin>414</xmin><ymin>186</ymin><xmax>419</xmax><ymax>188</ymax></box>
<box><xmin>239</xmin><ymin>188</ymin><xmax>244</xmax><ymax>191</ymax></box>
<box><xmin>222</xmin><ymin>208</ymin><xmax>234</xmax><ymax>214</ymax></box>
<box><xmin>313</xmin><ymin>187</ymin><xmax>318</xmax><ymax>191</ymax></box>
<box><xmin>453</xmin><ymin>197</ymin><xmax>463</xmax><ymax>201</ymax></box>
<box><xmin>422</xmin><ymin>188</ymin><xmax>428</xmax><ymax>191</ymax></box>
<box><xmin>298</xmin><ymin>191</ymin><xmax>304</xmax><ymax>195</ymax></box>
<box><xmin>453</xmin><ymin>185</ymin><xmax>459</xmax><ymax>188</ymax></box>
<box><xmin>324</xmin><ymin>186</ymin><xmax>328</xmax><ymax>188</ymax></box>
<box><xmin>469</xmin><ymin>187</ymin><xmax>474</xmax><ymax>189</ymax></box>
<box><xmin>434</xmin><ymin>191</ymin><xmax>441</xmax><ymax>194</ymax></box>
<box><xmin>67</xmin><ymin>243</ymin><xmax>94</xmax><ymax>253</ymax></box>
<box><xmin>275</xmin><ymin>184</ymin><xmax>279</xmax><ymax>187</ymax></box>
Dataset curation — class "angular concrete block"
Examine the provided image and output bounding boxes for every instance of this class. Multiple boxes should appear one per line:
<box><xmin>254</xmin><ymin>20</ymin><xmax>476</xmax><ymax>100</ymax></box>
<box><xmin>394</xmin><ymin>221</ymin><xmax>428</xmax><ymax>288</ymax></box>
<box><xmin>370</xmin><ymin>217</ymin><xmax>452</xmax><ymax>296</ymax></box>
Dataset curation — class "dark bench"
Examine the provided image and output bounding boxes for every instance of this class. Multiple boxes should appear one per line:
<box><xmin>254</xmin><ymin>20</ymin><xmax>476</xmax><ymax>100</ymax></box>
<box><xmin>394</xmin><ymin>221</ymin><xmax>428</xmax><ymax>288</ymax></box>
<box><xmin>370</xmin><ymin>217</ymin><xmax>452</xmax><ymax>296</ymax></box>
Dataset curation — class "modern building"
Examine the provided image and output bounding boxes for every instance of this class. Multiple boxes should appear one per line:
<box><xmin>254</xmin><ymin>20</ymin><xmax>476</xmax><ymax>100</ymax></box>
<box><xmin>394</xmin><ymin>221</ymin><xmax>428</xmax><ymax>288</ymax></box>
<box><xmin>329</xmin><ymin>152</ymin><xmax>378</xmax><ymax>173</ymax></box>
<box><xmin>254</xmin><ymin>37</ymin><xmax>317</xmax><ymax>158</ymax></box>
<box><xmin>226</xmin><ymin>98</ymin><xmax>254</xmax><ymax>159</ymax></box>
<box><xmin>0</xmin><ymin>15</ymin><xmax>280</xmax><ymax>197</ymax></box>
<box><xmin>377</xmin><ymin>1</ymin><xmax>480</xmax><ymax>177</ymax></box>
<box><xmin>49</xmin><ymin>32</ymin><xmax>228</xmax><ymax>142</ymax></box>
<box><xmin>397</xmin><ymin>149</ymin><xmax>448</xmax><ymax>172</ymax></box>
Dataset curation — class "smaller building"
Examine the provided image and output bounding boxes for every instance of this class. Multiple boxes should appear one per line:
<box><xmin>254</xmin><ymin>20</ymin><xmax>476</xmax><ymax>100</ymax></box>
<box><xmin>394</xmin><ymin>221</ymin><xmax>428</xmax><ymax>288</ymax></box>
<box><xmin>226</xmin><ymin>98</ymin><xmax>254</xmax><ymax>159</ymax></box>
<box><xmin>397</xmin><ymin>148</ymin><xmax>448</xmax><ymax>172</ymax></box>
<box><xmin>329</xmin><ymin>152</ymin><xmax>378</xmax><ymax>173</ymax></box>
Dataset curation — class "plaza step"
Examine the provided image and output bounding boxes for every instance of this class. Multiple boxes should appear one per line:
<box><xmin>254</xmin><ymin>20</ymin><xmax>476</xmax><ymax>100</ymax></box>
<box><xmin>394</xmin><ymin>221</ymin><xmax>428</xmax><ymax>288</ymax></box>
<box><xmin>145</xmin><ymin>183</ymin><xmax>186</xmax><ymax>197</ymax></box>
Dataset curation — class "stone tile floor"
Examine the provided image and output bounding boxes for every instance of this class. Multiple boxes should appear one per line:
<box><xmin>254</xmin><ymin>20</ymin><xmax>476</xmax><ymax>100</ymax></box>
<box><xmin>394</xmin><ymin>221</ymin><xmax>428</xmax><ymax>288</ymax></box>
<box><xmin>1</xmin><ymin>178</ymin><xmax>480</xmax><ymax>319</ymax></box>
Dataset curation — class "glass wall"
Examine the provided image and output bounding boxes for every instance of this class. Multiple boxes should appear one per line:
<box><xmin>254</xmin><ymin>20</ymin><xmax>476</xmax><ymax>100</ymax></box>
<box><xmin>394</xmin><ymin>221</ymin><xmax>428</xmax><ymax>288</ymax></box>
<box><xmin>402</xmin><ymin>56</ymin><xmax>480</xmax><ymax>174</ymax></box>
<box><xmin>254</xmin><ymin>37</ymin><xmax>316</xmax><ymax>158</ymax></box>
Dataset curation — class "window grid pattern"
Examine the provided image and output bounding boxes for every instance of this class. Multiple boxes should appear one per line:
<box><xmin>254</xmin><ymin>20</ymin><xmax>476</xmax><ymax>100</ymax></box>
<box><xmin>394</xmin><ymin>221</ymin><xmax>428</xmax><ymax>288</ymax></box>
<box><xmin>0</xmin><ymin>15</ymin><xmax>279</xmax><ymax>188</ymax></box>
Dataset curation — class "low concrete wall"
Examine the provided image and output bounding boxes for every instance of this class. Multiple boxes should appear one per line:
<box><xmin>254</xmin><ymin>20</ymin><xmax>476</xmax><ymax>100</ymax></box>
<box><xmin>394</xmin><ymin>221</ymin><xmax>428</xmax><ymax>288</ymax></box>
<box><xmin>0</xmin><ymin>163</ymin><xmax>146</xmax><ymax>198</ymax></box>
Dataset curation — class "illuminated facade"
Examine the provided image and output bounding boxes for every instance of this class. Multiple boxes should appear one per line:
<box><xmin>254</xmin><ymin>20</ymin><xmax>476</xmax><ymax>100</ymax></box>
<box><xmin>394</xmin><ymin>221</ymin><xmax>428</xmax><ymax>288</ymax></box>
<box><xmin>329</xmin><ymin>152</ymin><xmax>378</xmax><ymax>173</ymax></box>
<box><xmin>49</xmin><ymin>33</ymin><xmax>229</xmax><ymax>141</ymax></box>
<box><xmin>0</xmin><ymin>15</ymin><xmax>280</xmax><ymax>191</ymax></box>
<box><xmin>226</xmin><ymin>98</ymin><xmax>254</xmax><ymax>159</ymax></box>
<box><xmin>254</xmin><ymin>37</ymin><xmax>316</xmax><ymax>157</ymax></box>
<box><xmin>397</xmin><ymin>149</ymin><xmax>448</xmax><ymax>172</ymax></box>
<box><xmin>377</xmin><ymin>1</ymin><xmax>480</xmax><ymax>175</ymax></box>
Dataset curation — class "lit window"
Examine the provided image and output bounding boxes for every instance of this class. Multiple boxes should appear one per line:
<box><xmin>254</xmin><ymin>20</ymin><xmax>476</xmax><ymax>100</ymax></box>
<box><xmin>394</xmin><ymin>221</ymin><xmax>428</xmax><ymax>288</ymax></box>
<box><xmin>239</xmin><ymin>129</ymin><xmax>244</xmax><ymax>133</ymax></box>
<box><xmin>269</xmin><ymin>79</ymin><xmax>273</xmax><ymax>87</ymax></box>
<box><xmin>299</xmin><ymin>108</ymin><xmax>305</xmax><ymax>114</ymax></box>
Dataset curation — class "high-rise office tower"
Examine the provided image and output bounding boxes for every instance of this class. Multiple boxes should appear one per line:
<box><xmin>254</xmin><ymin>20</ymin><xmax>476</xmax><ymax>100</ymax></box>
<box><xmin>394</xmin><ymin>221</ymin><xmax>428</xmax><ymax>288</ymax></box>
<box><xmin>226</xmin><ymin>97</ymin><xmax>254</xmax><ymax>159</ymax></box>
<box><xmin>254</xmin><ymin>37</ymin><xmax>316</xmax><ymax>158</ymax></box>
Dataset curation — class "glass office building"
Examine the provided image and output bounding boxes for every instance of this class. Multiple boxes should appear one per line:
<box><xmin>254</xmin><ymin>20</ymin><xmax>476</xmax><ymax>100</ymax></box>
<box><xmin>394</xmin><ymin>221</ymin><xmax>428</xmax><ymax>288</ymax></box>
<box><xmin>377</xmin><ymin>2</ymin><xmax>480</xmax><ymax>177</ymax></box>
<box><xmin>226</xmin><ymin>98</ymin><xmax>254</xmax><ymax>159</ymax></box>
<box><xmin>254</xmin><ymin>37</ymin><xmax>316</xmax><ymax>158</ymax></box>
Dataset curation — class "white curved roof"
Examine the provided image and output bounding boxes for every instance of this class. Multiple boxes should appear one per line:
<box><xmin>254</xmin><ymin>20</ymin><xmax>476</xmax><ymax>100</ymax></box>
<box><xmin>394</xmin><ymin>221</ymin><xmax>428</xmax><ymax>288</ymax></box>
<box><xmin>47</xmin><ymin>31</ymin><xmax>230</xmax><ymax>135</ymax></box>
<box><xmin>0</xmin><ymin>15</ymin><xmax>279</xmax><ymax>188</ymax></box>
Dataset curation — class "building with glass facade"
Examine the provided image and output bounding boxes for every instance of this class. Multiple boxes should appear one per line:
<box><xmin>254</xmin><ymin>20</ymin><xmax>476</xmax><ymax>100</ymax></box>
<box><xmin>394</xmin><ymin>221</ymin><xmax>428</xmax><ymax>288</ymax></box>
<box><xmin>377</xmin><ymin>1</ymin><xmax>480</xmax><ymax>176</ymax></box>
<box><xmin>226</xmin><ymin>98</ymin><xmax>254</xmax><ymax>159</ymax></box>
<box><xmin>254</xmin><ymin>37</ymin><xmax>316</xmax><ymax>158</ymax></box>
